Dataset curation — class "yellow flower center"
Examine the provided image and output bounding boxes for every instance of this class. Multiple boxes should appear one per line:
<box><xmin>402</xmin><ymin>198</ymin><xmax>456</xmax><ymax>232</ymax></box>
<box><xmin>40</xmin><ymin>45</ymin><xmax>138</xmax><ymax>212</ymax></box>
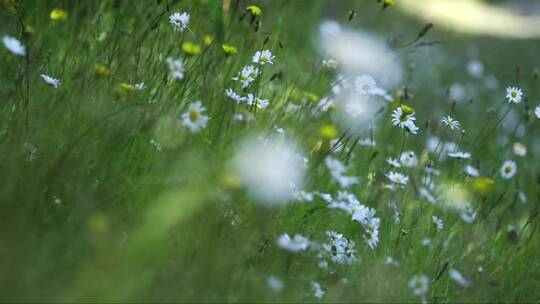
<box><xmin>189</xmin><ymin>110</ymin><xmax>200</xmax><ymax>122</ymax></box>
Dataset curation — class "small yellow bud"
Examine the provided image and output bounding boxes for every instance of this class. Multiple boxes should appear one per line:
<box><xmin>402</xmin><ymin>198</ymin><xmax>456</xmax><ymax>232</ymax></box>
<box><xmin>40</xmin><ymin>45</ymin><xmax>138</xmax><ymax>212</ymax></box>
<box><xmin>115</xmin><ymin>83</ymin><xmax>135</xmax><ymax>96</ymax></box>
<box><xmin>94</xmin><ymin>64</ymin><xmax>111</xmax><ymax>77</ymax></box>
<box><xmin>401</xmin><ymin>104</ymin><xmax>415</xmax><ymax>115</ymax></box>
<box><xmin>203</xmin><ymin>35</ymin><xmax>214</xmax><ymax>46</ymax></box>
<box><xmin>222</xmin><ymin>44</ymin><xmax>237</xmax><ymax>55</ymax></box>
<box><xmin>50</xmin><ymin>9</ymin><xmax>68</xmax><ymax>21</ymax></box>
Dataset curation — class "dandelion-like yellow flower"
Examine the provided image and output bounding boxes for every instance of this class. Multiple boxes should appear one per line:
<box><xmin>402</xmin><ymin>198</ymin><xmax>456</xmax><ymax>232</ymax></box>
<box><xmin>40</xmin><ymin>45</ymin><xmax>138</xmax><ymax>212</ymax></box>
<box><xmin>203</xmin><ymin>35</ymin><xmax>214</xmax><ymax>46</ymax></box>
<box><xmin>94</xmin><ymin>64</ymin><xmax>111</xmax><ymax>77</ymax></box>
<box><xmin>246</xmin><ymin>5</ymin><xmax>262</xmax><ymax>16</ymax></box>
<box><xmin>320</xmin><ymin>124</ymin><xmax>338</xmax><ymax>140</ymax></box>
<box><xmin>50</xmin><ymin>8</ymin><xmax>68</xmax><ymax>21</ymax></box>
<box><xmin>182</xmin><ymin>41</ymin><xmax>201</xmax><ymax>56</ymax></box>
<box><xmin>222</xmin><ymin>44</ymin><xmax>237</xmax><ymax>55</ymax></box>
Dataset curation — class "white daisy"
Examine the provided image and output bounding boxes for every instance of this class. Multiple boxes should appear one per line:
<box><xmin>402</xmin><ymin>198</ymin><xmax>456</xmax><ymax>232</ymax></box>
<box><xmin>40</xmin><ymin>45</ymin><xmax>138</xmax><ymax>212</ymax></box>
<box><xmin>181</xmin><ymin>101</ymin><xmax>209</xmax><ymax>133</ymax></box>
<box><xmin>354</xmin><ymin>75</ymin><xmax>378</xmax><ymax>95</ymax></box>
<box><xmin>408</xmin><ymin>275</ymin><xmax>429</xmax><ymax>297</ymax></box>
<box><xmin>505</xmin><ymin>86</ymin><xmax>523</xmax><ymax>104</ymax></box>
<box><xmin>40</xmin><ymin>74</ymin><xmax>61</xmax><ymax>88</ymax></box>
<box><xmin>246</xmin><ymin>93</ymin><xmax>269</xmax><ymax>109</ymax></box>
<box><xmin>169</xmin><ymin>12</ymin><xmax>190</xmax><ymax>31</ymax></box>
<box><xmin>441</xmin><ymin>115</ymin><xmax>460</xmax><ymax>131</ymax></box>
<box><xmin>252</xmin><ymin>50</ymin><xmax>275</xmax><ymax>65</ymax></box>
<box><xmin>386</xmin><ymin>171</ymin><xmax>408</xmax><ymax>186</ymax></box>
<box><xmin>399</xmin><ymin>150</ymin><xmax>418</xmax><ymax>167</ymax></box>
<box><xmin>225</xmin><ymin>89</ymin><xmax>245</xmax><ymax>103</ymax></box>
<box><xmin>391</xmin><ymin>107</ymin><xmax>418</xmax><ymax>134</ymax></box>
<box><xmin>276</xmin><ymin>233</ymin><xmax>310</xmax><ymax>252</ymax></box>
<box><xmin>2</xmin><ymin>35</ymin><xmax>26</xmax><ymax>56</ymax></box>
<box><xmin>500</xmin><ymin>160</ymin><xmax>517</xmax><ymax>179</ymax></box>
<box><xmin>535</xmin><ymin>105</ymin><xmax>540</xmax><ymax>119</ymax></box>
<box><xmin>166</xmin><ymin>57</ymin><xmax>185</xmax><ymax>80</ymax></box>
<box><xmin>233</xmin><ymin>65</ymin><xmax>259</xmax><ymax>89</ymax></box>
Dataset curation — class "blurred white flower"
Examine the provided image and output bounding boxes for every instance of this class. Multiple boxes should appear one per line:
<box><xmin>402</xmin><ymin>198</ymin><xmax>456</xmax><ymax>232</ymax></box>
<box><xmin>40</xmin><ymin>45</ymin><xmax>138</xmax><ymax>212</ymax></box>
<box><xmin>311</xmin><ymin>281</ymin><xmax>325</xmax><ymax>299</ymax></box>
<box><xmin>233</xmin><ymin>136</ymin><xmax>304</xmax><ymax>204</ymax></box>
<box><xmin>181</xmin><ymin>101</ymin><xmax>209</xmax><ymax>133</ymax></box>
<box><xmin>467</xmin><ymin>60</ymin><xmax>484</xmax><ymax>78</ymax></box>
<box><xmin>266</xmin><ymin>276</ymin><xmax>284</xmax><ymax>292</ymax></box>
<box><xmin>319</xmin><ymin>22</ymin><xmax>403</xmax><ymax>88</ymax></box>
<box><xmin>166</xmin><ymin>57</ymin><xmax>185</xmax><ymax>80</ymax></box>
<box><xmin>277</xmin><ymin>233</ymin><xmax>309</xmax><ymax>252</ymax></box>
<box><xmin>500</xmin><ymin>160</ymin><xmax>517</xmax><ymax>179</ymax></box>
<box><xmin>449</xmin><ymin>268</ymin><xmax>470</xmax><ymax>288</ymax></box>
<box><xmin>465</xmin><ymin>165</ymin><xmax>479</xmax><ymax>177</ymax></box>
<box><xmin>449</xmin><ymin>83</ymin><xmax>465</xmax><ymax>102</ymax></box>
<box><xmin>432</xmin><ymin>216</ymin><xmax>444</xmax><ymax>232</ymax></box>
<box><xmin>535</xmin><ymin>105</ymin><xmax>540</xmax><ymax>119</ymax></box>
<box><xmin>448</xmin><ymin>151</ymin><xmax>471</xmax><ymax>159</ymax></box>
<box><xmin>408</xmin><ymin>275</ymin><xmax>429</xmax><ymax>297</ymax></box>
<box><xmin>322</xmin><ymin>58</ymin><xmax>338</xmax><ymax>69</ymax></box>
<box><xmin>513</xmin><ymin>142</ymin><xmax>527</xmax><ymax>157</ymax></box>
<box><xmin>2</xmin><ymin>35</ymin><xmax>26</xmax><ymax>56</ymax></box>
<box><xmin>40</xmin><ymin>74</ymin><xmax>61</xmax><ymax>88</ymax></box>
<box><xmin>354</xmin><ymin>75</ymin><xmax>378</xmax><ymax>95</ymax></box>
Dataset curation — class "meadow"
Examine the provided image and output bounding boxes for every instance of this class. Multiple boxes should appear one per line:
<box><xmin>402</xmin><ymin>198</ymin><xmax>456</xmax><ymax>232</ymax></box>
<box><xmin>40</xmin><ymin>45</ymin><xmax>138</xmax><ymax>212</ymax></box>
<box><xmin>1</xmin><ymin>0</ymin><xmax>540</xmax><ymax>302</ymax></box>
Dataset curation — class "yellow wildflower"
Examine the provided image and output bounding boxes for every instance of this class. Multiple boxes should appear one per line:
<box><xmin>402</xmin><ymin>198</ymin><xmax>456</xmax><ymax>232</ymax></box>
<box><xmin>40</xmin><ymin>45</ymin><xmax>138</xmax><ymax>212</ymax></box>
<box><xmin>182</xmin><ymin>41</ymin><xmax>201</xmax><ymax>56</ymax></box>
<box><xmin>246</xmin><ymin>5</ymin><xmax>262</xmax><ymax>16</ymax></box>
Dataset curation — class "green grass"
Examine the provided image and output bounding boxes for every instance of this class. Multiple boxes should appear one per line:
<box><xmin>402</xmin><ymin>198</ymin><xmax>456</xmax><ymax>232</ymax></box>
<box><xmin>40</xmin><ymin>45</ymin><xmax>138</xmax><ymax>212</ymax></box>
<box><xmin>1</xmin><ymin>0</ymin><xmax>540</xmax><ymax>302</ymax></box>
